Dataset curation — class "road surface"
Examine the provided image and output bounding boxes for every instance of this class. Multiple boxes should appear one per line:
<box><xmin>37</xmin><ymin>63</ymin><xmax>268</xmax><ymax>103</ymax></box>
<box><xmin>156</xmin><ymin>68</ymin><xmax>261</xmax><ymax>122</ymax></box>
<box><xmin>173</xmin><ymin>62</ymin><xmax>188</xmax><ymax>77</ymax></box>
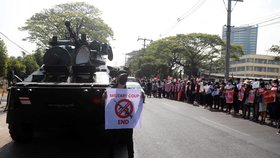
<box><xmin>1</xmin><ymin>97</ymin><xmax>280</xmax><ymax>158</ymax></box>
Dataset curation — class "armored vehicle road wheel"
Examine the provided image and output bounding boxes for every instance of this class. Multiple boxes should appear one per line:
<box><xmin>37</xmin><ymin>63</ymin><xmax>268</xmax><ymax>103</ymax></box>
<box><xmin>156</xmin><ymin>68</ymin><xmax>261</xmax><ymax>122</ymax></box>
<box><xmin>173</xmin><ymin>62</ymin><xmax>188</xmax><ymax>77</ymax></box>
<box><xmin>8</xmin><ymin>124</ymin><xmax>33</xmax><ymax>143</ymax></box>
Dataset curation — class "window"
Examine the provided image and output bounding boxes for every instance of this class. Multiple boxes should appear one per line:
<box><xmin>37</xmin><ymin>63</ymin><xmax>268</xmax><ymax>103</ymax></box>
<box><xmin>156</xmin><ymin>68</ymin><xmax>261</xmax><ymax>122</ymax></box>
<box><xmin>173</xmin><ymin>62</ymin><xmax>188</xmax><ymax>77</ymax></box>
<box><xmin>237</xmin><ymin>66</ymin><xmax>245</xmax><ymax>71</ymax></box>
<box><xmin>254</xmin><ymin>67</ymin><xmax>266</xmax><ymax>72</ymax></box>
<box><xmin>246</xmin><ymin>58</ymin><xmax>254</xmax><ymax>63</ymax></box>
<box><xmin>246</xmin><ymin>66</ymin><xmax>254</xmax><ymax>71</ymax></box>
<box><xmin>240</xmin><ymin>59</ymin><xmax>246</xmax><ymax>63</ymax></box>
<box><xmin>267</xmin><ymin>68</ymin><xmax>279</xmax><ymax>73</ymax></box>
<box><xmin>230</xmin><ymin>67</ymin><xmax>236</xmax><ymax>72</ymax></box>
<box><xmin>232</xmin><ymin>59</ymin><xmax>245</xmax><ymax>64</ymax></box>
<box><xmin>255</xmin><ymin>59</ymin><xmax>267</xmax><ymax>64</ymax></box>
<box><xmin>268</xmin><ymin>60</ymin><xmax>280</xmax><ymax>65</ymax></box>
<box><xmin>267</xmin><ymin>75</ymin><xmax>278</xmax><ymax>79</ymax></box>
<box><xmin>254</xmin><ymin>74</ymin><xmax>265</xmax><ymax>78</ymax></box>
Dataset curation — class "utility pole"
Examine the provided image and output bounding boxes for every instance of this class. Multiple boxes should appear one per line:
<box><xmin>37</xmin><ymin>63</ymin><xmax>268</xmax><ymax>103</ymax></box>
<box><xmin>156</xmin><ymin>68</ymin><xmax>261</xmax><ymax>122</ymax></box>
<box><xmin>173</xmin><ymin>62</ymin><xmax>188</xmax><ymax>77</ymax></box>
<box><xmin>137</xmin><ymin>37</ymin><xmax>152</xmax><ymax>69</ymax></box>
<box><xmin>225</xmin><ymin>0</ymin><xmax>232</xmax><ymax>80</ymax></box>
<box><xmin>137</xmin><ymin>37</ymin><xmax>153</xmax><ymax>50</ymax></box>
<box><xmin>225</xmin><ymin>0</ymin><xmax>243</xmax><ymax>80</ymax></box>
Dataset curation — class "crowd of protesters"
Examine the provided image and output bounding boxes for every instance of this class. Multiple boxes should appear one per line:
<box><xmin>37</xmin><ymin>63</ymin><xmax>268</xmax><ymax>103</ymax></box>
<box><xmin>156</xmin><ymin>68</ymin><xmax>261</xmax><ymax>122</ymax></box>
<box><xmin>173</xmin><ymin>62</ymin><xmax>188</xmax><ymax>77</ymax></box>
<box><xmin>139</xmin><ymin>77</ymin><xmax>280</xmax><ymax>135</ymax></box>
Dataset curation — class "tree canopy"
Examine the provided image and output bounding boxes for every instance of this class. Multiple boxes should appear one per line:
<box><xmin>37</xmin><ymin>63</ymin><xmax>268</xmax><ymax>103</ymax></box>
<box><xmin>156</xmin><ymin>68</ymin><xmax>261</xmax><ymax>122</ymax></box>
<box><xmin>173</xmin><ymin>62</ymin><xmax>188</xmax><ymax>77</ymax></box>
<box><xmin>270</xmin><ymin>42</ymin><xmax>280</xmax><ymax>61</ymax></box>
<box><xmin>19</xmin><ymin>2</ymin><xmax>114</xmax><ymax>48</ymax></box>
<box><xmin>127</xmin><ymin>33</ymin><xmax>243</xmax><ymax>79</ymax></box>
<box><xmin>6</xmin><ymin>53</ymin><xmax>41</xmax><ymax>80</ymax></box>
<box><xmin>0</xmin><ymin>38</ymin><xmax>8</xmax><ymax>78</ymax></box>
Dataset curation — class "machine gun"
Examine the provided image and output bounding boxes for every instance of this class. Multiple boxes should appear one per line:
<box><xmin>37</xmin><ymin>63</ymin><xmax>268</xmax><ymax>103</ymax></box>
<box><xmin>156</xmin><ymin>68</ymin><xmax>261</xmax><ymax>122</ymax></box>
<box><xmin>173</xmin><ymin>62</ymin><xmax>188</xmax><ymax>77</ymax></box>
<box><xmin>42</xmin><ymin>21</ymin><xmax>113</xmax><ymax>82</ymax></box>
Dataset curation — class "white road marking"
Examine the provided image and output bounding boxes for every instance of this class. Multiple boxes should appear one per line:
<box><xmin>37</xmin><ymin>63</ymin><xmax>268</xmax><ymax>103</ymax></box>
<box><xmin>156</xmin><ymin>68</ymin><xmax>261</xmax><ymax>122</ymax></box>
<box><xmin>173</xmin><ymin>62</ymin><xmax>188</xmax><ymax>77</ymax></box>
<box><xmin>200</xmin><ymin>116</ymin><xmax>250</xmax><ymax>137</ymax></box>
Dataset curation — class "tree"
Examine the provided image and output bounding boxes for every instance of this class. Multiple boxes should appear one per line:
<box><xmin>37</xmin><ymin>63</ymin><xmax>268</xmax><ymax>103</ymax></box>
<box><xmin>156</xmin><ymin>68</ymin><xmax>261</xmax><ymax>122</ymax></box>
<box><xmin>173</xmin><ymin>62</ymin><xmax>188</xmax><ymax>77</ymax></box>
<box><xmin>146</xmin><ymin>37</ymin><xmax>184</xmax><ymax>76</ymax></box>
<box><xmin>127</xmin><ymin>48</ymin><xmax>172</xmax><ymax>79</ymax></box>
<box><xmin>19</xmin><ymin>2</ymin><xmax>114</xmax><ymax>48</ymax></box>
<box><xmin>168</xmin><ymin>33</ymin><xmax>225</xmax><ymax>78</ymax></box>
<box><xmin>6</xmin><ymin>52</ymin><xmax>42</xmax><ymax>80</ymax></box>
<box><xmin>7</xmin><ymin>56</ymin><xmax>26</xmax><ymax>81</ymax></box>
<box><xmin>270</xmin><ymin>42</ymin><xmax>280</xmax><ymax>61</ymax></box>
<box><xmin>23</xmin><ymin>55</ymin><xmax>39</xmax><ymax>75</ymax></box>
<box><xmin>0</xmin><ymin>38</ymin><xmax>8</xmax><ymax>78</ymax></box>
<box><xmin>216</xmin><ymin>43</ymin><xmax>243</xmax><ymax>73</ymax></box>
<box><xmin>127</xmin><ymin>33</ymin><xmax>243</xmax><ymax>79</ymax></box>
<box><xmin>33</xmin><ymin>48</ymin><xmax>44</xmax><ymax>66</ymax></box>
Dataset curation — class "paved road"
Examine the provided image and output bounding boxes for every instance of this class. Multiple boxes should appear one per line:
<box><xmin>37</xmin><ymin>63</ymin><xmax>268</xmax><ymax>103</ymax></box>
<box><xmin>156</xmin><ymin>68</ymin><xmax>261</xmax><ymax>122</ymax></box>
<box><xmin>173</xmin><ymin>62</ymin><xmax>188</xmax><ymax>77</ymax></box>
<box><xmin>134</xmin><ymin>98</ymin><xmax>280</xmax><ymax>158</ymax></box>
<box><xmin>0</xmin><ymin>95</ymin><xmax>6</xmax><ymax>109</ymax></box>
<box><xmin>0</xmin><ymin>97</ymin><xmax>280</xmax><ymax>158</ymax></box>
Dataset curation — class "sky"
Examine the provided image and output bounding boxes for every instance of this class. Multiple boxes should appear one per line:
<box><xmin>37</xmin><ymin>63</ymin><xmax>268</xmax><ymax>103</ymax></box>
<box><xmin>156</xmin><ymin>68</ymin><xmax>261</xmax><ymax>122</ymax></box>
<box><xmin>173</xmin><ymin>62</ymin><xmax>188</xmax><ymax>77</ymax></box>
<box><xmin>0</xmin><ymin>0</ymin><xmax>280</xmax><ymax>67</ymax></box>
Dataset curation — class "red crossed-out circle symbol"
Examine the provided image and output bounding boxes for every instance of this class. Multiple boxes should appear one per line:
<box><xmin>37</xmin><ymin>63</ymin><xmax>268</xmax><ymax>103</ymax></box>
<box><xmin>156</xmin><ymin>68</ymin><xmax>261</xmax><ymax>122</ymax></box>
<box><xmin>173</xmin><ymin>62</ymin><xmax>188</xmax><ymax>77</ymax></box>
<box><xmin>114</xmin><ymin>99</ymin><xmax>134</xmax><ymax>119</ymax></box>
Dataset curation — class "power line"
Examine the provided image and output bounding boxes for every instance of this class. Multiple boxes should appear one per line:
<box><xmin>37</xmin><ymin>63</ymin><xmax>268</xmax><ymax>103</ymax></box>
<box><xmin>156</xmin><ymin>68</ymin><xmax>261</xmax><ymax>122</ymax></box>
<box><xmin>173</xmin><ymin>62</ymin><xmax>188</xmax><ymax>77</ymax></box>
<box><xmin>177</xmin><ymin>0</ymin><xmax>207</xmax><ymax>22</ymax></box>
<box><xmin>226</xmin><ymin>15</ymin><xmax>280</xmax><ymax>34</ymax></box>
<box><xmin>0</xmin><ymin>31</ymin><xmax>31</xmax><ymax>54</ymax></box>
<box><xmin>253</xmin><ymin>16</ymin><xmax>280</xmax><ymax>25</ymax></box>
<box><xmin>160</xmin><ymin>0</ymin><xmax>207</xmax><ymax>38</ymax></box>
<box><xmin>241</xmin><ymin>11</ymin><xmax>280</xmax><ymax>26</ymax></box>
<box><xmin>231</xmin><ymin>1</ymin><xmax>238</xmax><ymax>11</ymax></box>
<box><xmin>222</xmin><ymin>0</ymin><xmax>227</xmax><ymax>11</ymax></box>
<box><xmin>259</xmin><ymin>20</ymin><xmax>280</xmax><ymax>28</ymax></box>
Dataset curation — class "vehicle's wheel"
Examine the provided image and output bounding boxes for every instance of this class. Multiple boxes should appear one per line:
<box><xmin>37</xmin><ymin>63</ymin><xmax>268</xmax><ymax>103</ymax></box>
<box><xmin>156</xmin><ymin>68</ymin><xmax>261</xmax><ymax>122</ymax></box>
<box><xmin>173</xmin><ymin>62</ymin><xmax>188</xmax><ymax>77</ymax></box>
<box><xmin>8</xmin><ymin>124</ymin><xmax>33</xmax><ymax>143</ymax></box>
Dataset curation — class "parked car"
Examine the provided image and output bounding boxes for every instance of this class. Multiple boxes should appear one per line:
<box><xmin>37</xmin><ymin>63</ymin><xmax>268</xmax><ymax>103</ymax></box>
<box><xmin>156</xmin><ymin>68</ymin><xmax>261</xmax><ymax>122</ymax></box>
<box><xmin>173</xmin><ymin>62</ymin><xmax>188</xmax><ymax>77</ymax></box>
<box><xmin>127</xmin><ymin>76</ymin><xmax>137</xmax><ymax>82</ymax></box>
<box><xmin>126</xmin><ymin>81</ymin><xmax>145</xmax><ymax>103</ymax></box>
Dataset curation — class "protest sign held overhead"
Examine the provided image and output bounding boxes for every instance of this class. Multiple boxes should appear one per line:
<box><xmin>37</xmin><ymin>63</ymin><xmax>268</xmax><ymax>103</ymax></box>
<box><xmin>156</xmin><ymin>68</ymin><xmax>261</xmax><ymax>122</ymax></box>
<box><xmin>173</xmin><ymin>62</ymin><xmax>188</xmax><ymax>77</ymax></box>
<box><xmin>252</xmin><ymin>81</ymin><xmax>260</xmax><ymax>89</ymax></box>
<box><xmin>105</xmin><ymin>88</ymin><xmax>143</xmax><ymax>129</ymax></box>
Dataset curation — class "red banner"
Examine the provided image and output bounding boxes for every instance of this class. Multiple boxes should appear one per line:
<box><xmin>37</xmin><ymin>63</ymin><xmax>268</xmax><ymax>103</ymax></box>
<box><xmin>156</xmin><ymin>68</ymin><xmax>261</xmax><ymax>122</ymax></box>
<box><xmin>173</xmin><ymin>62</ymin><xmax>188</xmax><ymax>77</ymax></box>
<box><xmin>238</xmin><ymin>87</ymin><xmax>245</xmax><ymax>101</ymax></box>
<box><xmin>263</xmin><ymin>90</ymin><xmax>276</xmax><ymax>104</ymax></box>
<box><xmin>225</xmin><ymin>90</ymin><xmax>234</xmax><ymax>103</ymax></box>
<box><xmin>248</xmin><ymin>89</ymin><xmax>256</xmax><ymax>104</ymax></box>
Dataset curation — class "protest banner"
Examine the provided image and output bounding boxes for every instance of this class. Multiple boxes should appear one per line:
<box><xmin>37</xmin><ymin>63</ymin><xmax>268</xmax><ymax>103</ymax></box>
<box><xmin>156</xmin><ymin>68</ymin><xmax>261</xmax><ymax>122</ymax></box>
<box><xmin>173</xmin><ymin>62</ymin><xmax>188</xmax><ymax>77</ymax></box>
<box><xmin>263</xmin><ymin>90</ymin><xmax>276</xmax><ymax>104</ymax></box>
<box><xmin>252</xmin><ymin>81</ymin><xmax>260</xmax><ymax>89</ymax></box>
<box><xmin>105</xmin><ymin>88</ymin><xmax>143</xmax><ymax>129</ymax></box>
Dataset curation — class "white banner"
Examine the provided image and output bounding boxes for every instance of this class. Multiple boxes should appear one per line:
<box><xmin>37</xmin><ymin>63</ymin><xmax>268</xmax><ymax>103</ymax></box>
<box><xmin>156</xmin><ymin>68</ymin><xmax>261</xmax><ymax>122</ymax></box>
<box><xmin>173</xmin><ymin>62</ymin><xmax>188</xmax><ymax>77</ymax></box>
<box><xmin>105</xmin><ymin>88</ymin><xmax>143</xmax><ymax>129</ymax></box>
<box><xmin>252</xmin><ymin>81</ymin><xmax>260</xmax><ymax>89</ymax></box>
<box><xmin>237</xmin><ymin>83</ymin><xmax>242</xmax><ymax>90</ymax></box>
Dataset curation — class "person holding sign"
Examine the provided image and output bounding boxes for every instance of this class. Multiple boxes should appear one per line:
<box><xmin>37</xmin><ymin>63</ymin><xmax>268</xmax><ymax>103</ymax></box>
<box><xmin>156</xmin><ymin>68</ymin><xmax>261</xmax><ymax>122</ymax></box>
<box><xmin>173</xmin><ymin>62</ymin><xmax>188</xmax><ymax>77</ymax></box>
<box><xmin>267</xmin><ymin>79</ymin><xmax>280</xmax><ymax>127</ymax></box>
<box><xmin>257</xmin><ymin>82</ymin><xmax>267</xmax><ymax>124</ymax></box>
<box><xmin>104</xmin><ymin>70</ymin><xmax>135</xmax><ymax>158</ymax></box>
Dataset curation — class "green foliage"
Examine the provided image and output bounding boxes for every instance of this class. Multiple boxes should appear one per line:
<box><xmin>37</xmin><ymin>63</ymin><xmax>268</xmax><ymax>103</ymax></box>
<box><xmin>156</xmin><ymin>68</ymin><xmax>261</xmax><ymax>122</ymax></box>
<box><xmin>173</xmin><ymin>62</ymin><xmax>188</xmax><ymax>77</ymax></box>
<box><xmin>215</xmin><ymin>43</ymin><xmax>243</xmax><ymax>73</ymax></box>
<box><xmin>6</xmin><ymin>56</ymin><xmax>26</xmax><ymax>80</ymax></box>
<box><xmin>270</xmin><ymin>43</ymin><xmax>280</xmax><ymax>62</ymax></box>
<box><xmin>127</xmin><ymin>33</ymin><xmax>243</xmax><ymax>79</ymax></box>
<box><xmin>33</xmin><ymin>48</ymin><xmax>44</xmax><ymax>66</ymax></box>
<box><xmin>270</xmin><ymin>44</ymin><xmax>280</xmax><ymax>54</ymax></box>
<box><xmin>19</xmin><ymin>2</ymin><xmax>114</xmax><ymax>48</ymax></box>
<box><xmin>23</xmin><ymin>55</ymin><xmax>39</xmax><ymax>75</ymax></box>
<box><xmin>127</xmin><ymin>54</ymin><xmax>169</xmax><ymax>79</ymax></box>
<box><xmin>7</xmin><ymin>56</ymin><xmax>26</xmax><ymax>72</ymax></box>
<box><xmin>0</xmin><ymin>38</ymin><xmax>8</xmax><ymax>77</ymax></box>
<box><xmin>6</xmin><ymin>54</ymin><xmax>39</xmax><ymax>80</ymax></box>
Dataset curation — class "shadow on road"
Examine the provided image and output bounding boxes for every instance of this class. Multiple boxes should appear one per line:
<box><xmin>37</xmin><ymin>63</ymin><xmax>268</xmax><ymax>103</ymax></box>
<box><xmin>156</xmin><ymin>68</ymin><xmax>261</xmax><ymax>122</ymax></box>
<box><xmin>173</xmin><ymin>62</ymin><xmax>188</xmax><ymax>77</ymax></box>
<box><xmin>0</xmin><ymin>129</ymin><xmax>128</xmax><ymax>158</ymax></box>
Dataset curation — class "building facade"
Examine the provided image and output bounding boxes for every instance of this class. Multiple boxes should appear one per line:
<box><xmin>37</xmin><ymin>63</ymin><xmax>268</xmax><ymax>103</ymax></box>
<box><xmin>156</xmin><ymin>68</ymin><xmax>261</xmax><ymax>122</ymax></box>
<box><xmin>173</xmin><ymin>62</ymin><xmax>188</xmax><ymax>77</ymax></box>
<box><xmin>230</xmin><ymin>54</ymin><xmax>280</xmax><ymax>79</ymax></box>
<box><xmin>222</xmin><ymin>25</ymin><xmax>258</xmax><ymax>55</ymax></box>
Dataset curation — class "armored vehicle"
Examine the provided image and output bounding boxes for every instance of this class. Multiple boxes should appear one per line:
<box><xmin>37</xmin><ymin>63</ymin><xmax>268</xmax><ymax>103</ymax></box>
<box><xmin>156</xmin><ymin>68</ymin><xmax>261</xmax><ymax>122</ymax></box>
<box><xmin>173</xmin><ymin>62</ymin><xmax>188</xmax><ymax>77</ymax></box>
<box><xmin>5</xmin><ymin>21</ymin><xmax>117</xmax><ymax>142</ymax></box>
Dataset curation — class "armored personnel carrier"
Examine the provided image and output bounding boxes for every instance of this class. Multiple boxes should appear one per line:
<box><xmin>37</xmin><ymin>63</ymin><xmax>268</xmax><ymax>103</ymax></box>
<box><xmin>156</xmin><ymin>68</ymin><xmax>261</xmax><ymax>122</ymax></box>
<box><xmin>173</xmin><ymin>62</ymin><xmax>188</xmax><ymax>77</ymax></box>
<box><xmin>5</xmin><ymin>21</ymin><xmax>117</xmax><ymax>142</ymax></box>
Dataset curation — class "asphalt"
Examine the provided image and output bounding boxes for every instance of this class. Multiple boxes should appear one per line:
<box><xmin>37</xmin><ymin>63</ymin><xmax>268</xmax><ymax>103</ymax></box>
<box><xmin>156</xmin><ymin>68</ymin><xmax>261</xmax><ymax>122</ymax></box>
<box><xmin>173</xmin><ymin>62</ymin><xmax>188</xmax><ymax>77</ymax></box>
<box><xmin>134</xmin><ymin>97</ymin><xmax>280</xmax><ymax>158</ymax></box>
<box><xmin>0</xmin><ymin>96</ymin><xmax>7</xmax><ymax>113</ymax></box>
<box><xmin>0</xmin><ymin>96</ymin><xmax>279</xmax><ymax>158</ymax></box>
